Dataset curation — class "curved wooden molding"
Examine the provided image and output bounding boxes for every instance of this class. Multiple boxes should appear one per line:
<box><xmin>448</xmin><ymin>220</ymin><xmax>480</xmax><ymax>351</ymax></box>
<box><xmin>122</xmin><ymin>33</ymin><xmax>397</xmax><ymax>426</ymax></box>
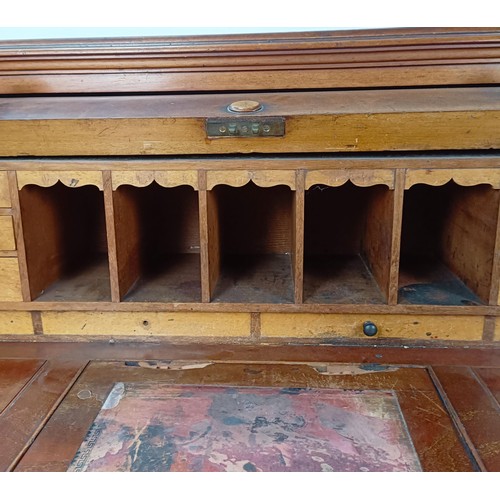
<box><xmin>306</xmin><ymin>169</ymin><xmax>395</xmax><ymax>190</ymax></box>
<box><xmin>206</xmin><ymin>170</ymin><xmax>296</xmax><ymax>190</ymax></box>
<box><xmin>1</xmin><ymin>29</ymin><xmax>499</xmax><ymax>93</ymax></box>
<box><xmin>17</xmin><ymin>171</ymin><xmax>103</xmax><ymax>191</ymax></box>
<box><xmin>405</xmin><ymin>169</ymin><xmax>500</xmax><ymax>189</ymax></box>
<box><xmin>112</xmin><ymin>171</ymin><xmax>198</xmax><ymax>190</ymax></box>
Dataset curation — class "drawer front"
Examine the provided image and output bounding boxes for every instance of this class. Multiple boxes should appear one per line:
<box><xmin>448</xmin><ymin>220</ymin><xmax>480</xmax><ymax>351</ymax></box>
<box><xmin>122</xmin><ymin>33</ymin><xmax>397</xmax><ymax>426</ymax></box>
<box><xmin>1</xmin><ymin>89</ymin><xmax>499</xmax><ymax>156</ymax></box>
<box><xmin>0</xmin><ymin>172</ymin><xmax>10</xmax><ymax>207</ymax></box>
<box><xmin>260</xmin><ymin>313</ymin><xmax>484</xmax><ymax>341</ymax></box>
<box><xmin>0</xmin><ymin>311</ymin><xmax>34</xmax><ymax>334</ymax></box>
<box><xmin>41</xmin><ymin>311</ymin><xmax>251</xmax><ymax>337</ymax></box>
<box><xmin>0</xmin><ymin>258</ymin><xmax>22</xmax><ymax>301</ymax></box>
<box><xmin>0</xmin><ymin>216</ymin><xmax>16</xmax><ymax>250</ymax></box>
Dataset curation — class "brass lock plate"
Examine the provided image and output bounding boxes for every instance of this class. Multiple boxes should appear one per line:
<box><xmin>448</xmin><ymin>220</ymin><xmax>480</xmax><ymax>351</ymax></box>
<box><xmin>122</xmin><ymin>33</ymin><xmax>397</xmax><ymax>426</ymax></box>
<box><xmin>206</xmin><ymin>117</ymin><xmax>285</xmax><ymax>138</ymax></box>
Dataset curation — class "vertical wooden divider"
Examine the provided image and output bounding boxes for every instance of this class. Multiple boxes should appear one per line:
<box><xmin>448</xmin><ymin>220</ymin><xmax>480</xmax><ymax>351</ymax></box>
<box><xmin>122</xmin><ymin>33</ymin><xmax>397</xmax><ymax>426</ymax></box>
<box><xmin>362</xmin><ymin>183</ymin><xmax>396</xmax><ymax>303</ymax></box>
<box><xmin>111</xmin><ymin>185</ymin><xmax>142</xmax><ymax>303</ymax></box>
<box><xmin>198</xmin><ymin>171</ymin><xmax>210</xmax><ymax>303</ymax></box>
<box><xmin>7</xmin><ymin>171</ymin><xmax>31</xmax><ymax>302</ymax></box>
<box><xmin>388</xmin><ymin>169</ymin><xmax>406</xmax><ymax>305</ymax></box>
<box><xmin>199</xmin><ymin>170</ymin><xmax>220</xmax><ymax>303</ymax></box>
<box><xmin>102</xmin><ymin>171</ymin><xmax>121</xmax><ymax>303</ymax></box>
<box><xmin>488</xmin><ymin>191</ymin><xmax>500</xmax><ymax>305</ymax></box>
<box><xmin>293</xmin><ymin>170</ymin><xmax>305</xmax><ymax>304</ymax></box>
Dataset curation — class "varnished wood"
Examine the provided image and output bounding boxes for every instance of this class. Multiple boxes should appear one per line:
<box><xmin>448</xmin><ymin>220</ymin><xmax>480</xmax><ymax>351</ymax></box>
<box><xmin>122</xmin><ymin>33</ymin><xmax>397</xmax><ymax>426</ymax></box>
<box><xmin>206</xmin><ymin>170</ymin><xmax>296</xmax><ymax>190</ymax></box>
<box><xmin>0</xmin><ymin>300</ymin><xmax>496</xmax><ymax>315</ymax></box>
<box><xmin>6</xmin><ymin>88</ymin><xmax>498</xmax><ymax>121</ymax></box>
<box><xmin>388</xmin><ymin>170</ymin><xmax>406</xmax><ymax>305</ymax></box>
<box><xmin>0</xmin><ymin>172</ymin><xmax>11</xmax><ymax>207</ymax></box>
<box><xmin>201</xmin><ymin>188</ymin><xmax>221</xmax><ymax>303</ymax></box>
<box><xmin>3</xmin><ymin>66</ymin><xmax>500</xmax><ymax>95</ymax></box>
<box><xmin>13</xmin><ymin>360</ymin><xmax>474</xmax><ymax>472</ymax></box>
<box><xmin>260</xmin><ymin>313</ymin><xmax>484</xmax><ymax>341</ymax></box>
<box><xmin>395</xmin><ymin>388</ymin><xmax>473</xmax><ymax>471</ymax></box>
<box><xmin>103</xmin><ymin>171</ymin><xmax>120</xmax><ymax>303</ymax></box>
<box><xmin>431</xmin><ymin>366</ymin><xmax>500</xmax><ymax>471</ymax></box>
<box><xmin>1</xmin><ymin>156</ymin><xmax>500</xmax><ymax>173</ymax></box>
<box><xmin>474</xmin><ymin>368</ymin><xmax>500</xmax><ymax>404</ymax></box>
<box><xmin>215</xmin><ymin>183</ymin><xmax>296</xmax><ymax>256</ymax></box>
<box><xmin>112</xmin><ymin>183</ymin><xmax>201</xmax><ymax>303</ymax></box>
<box><xmin>442</xmin><ymin>186</ymin><xmax>500</xmax><ymax>304</ymax></box>
<box><xmin>303</xmin><ymin>183</ymin><xmax>390</xmax><ymax>304</ymax></box>
<box><xmin>292</xmin><ymin>171</ymin><xmax>305</xmax><ymax>304</ymax></box>
<box><xmin>112</xmin><ymin>184</ymin><xmax>141</xmax><ymax>301</ymax></box>
<box><xmin>0</xmin><ymin>216</ymin><xmax>15</xmax><ymax>251</ymax></box>
<box><xmin>0</xmin><ymin>359</ymin><xmax>44</xmax><ymax>412</ymax></box>
<box><xmin>362</xmin><ymin>187</ymin><xmax>394</xmax><ymax>303</ymax></box>
<box><xmin>0</xmin><ymin>340</ymin><xmax>498</xmax><ymax>366</ymax></box>
<box><xmin>0</xmin><ymin>311</ymin><xmax>33</xmax><ymax>334</ymax></box>
<box><xmin>490</xmin><ymin>198</ymin><xmax>500</xmax><ymax>305</ymax></box>
<box><xmin>405</xmin><ymin>168</ymin><xmax>500</xmax><ymax>189</ymax></box>
<box><xmin>0</xmin><ymin>258</ymin><xmax>23</xmax><ymax>301</ymax></box>
<box><xmin>33</xmin><ymin>260</ymin><xmax>111</xmax><ymax>303</ymax></box>
<box><xmin>0</xmin><ymin>30</ymin><xmax>499</xmax><ymax>345</ymax></box>
<box><xmin>1</xmin><ymin>90</ymin><xmax>499</xmax><ymax>156</ymax></box>
<box><xmin>16</xmin><ymin>171</ymin><xmax>104</xmax><ymax>191</ymax></box>
<box><xmin>305</xmin><ymin>169</ymin><xmax>395</xmax><ymax>190</ymax></box>
<box><xmin>112</xmin><ymin>171</ymin><xmax>198</xmax><ymax>191</ymax></box>
<box><xmin>31</xmin><ymin>311</ymin><xmax>43</xmax><ymax>335</ymax></box>
<box><xmin>19</xmin><ymin>183</ymin><xmax>111</xmax><ymax>302</ymax></box>
<box><xmin>399</xmin><ymin>183</ymin><xmax>499</xmax><ymax>306</ymax></box>
<box><xmin>7</xmin><ymin>171</ymin><xmax>30</xmax><ymax>302</ymax></box>
<box><xmin>1</xmin><ymin>29</ymin><xmax>499</xmax><ymax>94</ymax></box>
<box><xmin>0</xmin><ymin>359</ymin><xmax>85</xmax><ymax>471</ymax></box>
<box><xmin>0</xmin><ymin>251</ymin><xmax>17</xmax><ymax>258</ymax></box>
<box><xmin>208</xmin><ymin>184</ymin><xmax>294</xmax><ymax>304</ymax></box>
<box><xmin>41</xmin><ymin>311</ymin><xmax>252</xmax><ymax>337</ymax></box>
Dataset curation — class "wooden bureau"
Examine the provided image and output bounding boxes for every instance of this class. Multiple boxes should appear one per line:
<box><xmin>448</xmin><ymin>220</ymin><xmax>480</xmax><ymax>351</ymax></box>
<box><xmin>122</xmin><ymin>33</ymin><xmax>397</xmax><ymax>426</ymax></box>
<box><xmin>0</xmin><ymin>28</ymin><xmax>499</xmax><ymax>344</ymax></box>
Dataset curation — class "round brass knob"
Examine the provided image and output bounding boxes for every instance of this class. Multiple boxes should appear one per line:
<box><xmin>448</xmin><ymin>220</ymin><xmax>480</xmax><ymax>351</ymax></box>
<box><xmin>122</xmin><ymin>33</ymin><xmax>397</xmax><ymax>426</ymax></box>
<box><xmin>227</xmin><ymin>100</ymin><xmax>262</xmax><ymax>113</ymax></box>
<box><xmin>363</xmin><ymin>321</ymin><xmax>378</xmax><ymax>337</ymax></box>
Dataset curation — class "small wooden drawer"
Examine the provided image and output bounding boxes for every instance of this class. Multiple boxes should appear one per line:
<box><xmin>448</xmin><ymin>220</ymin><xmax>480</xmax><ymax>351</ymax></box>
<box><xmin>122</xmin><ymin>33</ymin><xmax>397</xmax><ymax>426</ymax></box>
<box><xmin>260</xmin><ymin>313</ymin><xmax>484</xmax><ymax>341</ymax></box>
<box><xmin>0</xmin><ymin>258</ymin><xmax>23</xmax><ymax>301</ymax></box>
<box><xmin>41</xmin><ymin>311</ymin><xmax>252</xmax><ymax>337</ymax></box>
<box><xmin>0</xmin><ymin>216</ymin><xmax>16</xmax><ymax>250</ymax></box>
<box><xmin>0</xmin><ymin>172</ymin><xmax>11</xmax><ymax>207</ymax></box>
<box><xmin>0</xmin><ymin>311</ymin><xmax>34</xmax><ymax>334</ymax></box>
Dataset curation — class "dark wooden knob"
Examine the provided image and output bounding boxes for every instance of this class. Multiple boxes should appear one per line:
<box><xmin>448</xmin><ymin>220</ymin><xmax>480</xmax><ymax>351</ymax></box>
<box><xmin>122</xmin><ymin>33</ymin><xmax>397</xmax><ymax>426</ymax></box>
<box><xmin>363</xmin><ymin>321</ymin><xmax>378</xmax><ymax>337</ymax></box>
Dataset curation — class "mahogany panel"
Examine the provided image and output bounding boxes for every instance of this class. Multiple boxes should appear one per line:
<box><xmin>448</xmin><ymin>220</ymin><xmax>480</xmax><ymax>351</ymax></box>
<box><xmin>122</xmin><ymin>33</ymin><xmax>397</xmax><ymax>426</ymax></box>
<box><xmin>474</xmin><ymin>368</ymin><xmax>500</xmax><ymax>405</ymax></box>
<box><xmin>0</xmin><ymin>341</ymin><xmax>498</xmax><ymax>366</ymax></box>
<box><xmin>0</xmin><ymin>359</ymin><xmax>44</xmax><ymax>412</ymax></box>
<box><xmin>0</xmin><ymin>359</ymin><xmax>85</xmax><ymax>471</ymax></box>
<box><xmin>431</xmin><ymin>366</ymin><xmax>500</xmax><ymax>471</ymax></box>
<box><xmin>15</xmin><ymin>361</ymin><xmax>472</xmax><ymax>471</ymax></box>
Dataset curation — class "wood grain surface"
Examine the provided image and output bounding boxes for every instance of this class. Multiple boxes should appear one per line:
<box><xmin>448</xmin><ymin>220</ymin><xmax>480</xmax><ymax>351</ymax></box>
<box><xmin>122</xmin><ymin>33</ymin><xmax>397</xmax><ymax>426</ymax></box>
<box><xmin>1</xmin><ymin>89</ymin><xmax>499</xmax><ymax>156</ymax></box>
<box><xmin>0</xmin><ymin>359</ymin><xmax>44</xmax><ymax>412</ymax></box>
<box><xmin>1</xmin><ymin>28</ymin><xmax>499</xmax><ymax>93</ymax></box>
<box><xmin>0</xmin><ymin>359</ymin><xmax>85</xmax><ymax>471</ymax></box>
<box><xmin>431</xmin><ymin>366</ymin><xmax>500</xmax><ymax>471</ymax></box>
<box><xmin>13</xmin><ymin>361</ymin><xmax>474</xmax><ymax>472</ymax></box>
